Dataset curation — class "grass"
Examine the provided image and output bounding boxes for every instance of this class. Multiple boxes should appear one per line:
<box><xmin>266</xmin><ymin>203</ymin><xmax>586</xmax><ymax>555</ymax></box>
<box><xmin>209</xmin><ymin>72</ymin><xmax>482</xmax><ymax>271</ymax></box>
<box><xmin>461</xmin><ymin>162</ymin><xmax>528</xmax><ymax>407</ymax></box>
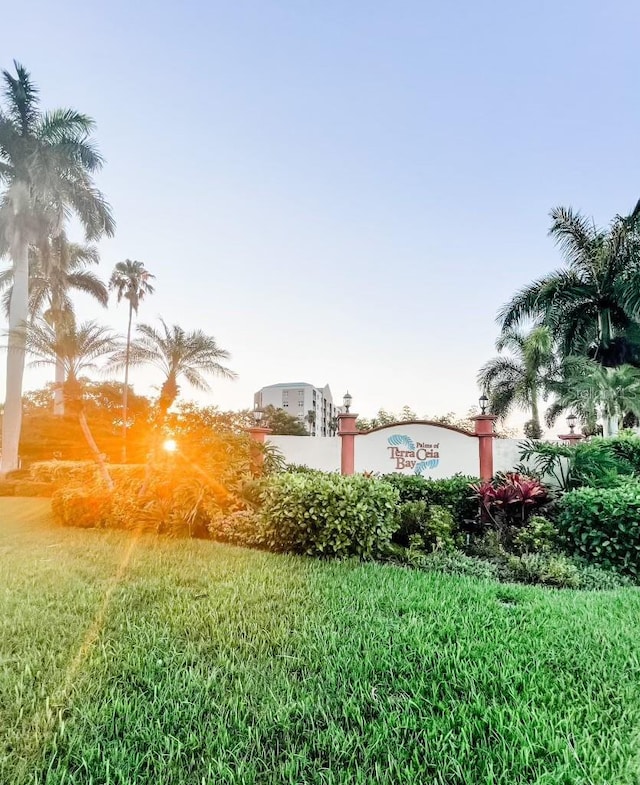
<box><xmin>2</xmin><ymin>499</ymin><xmax>640</xmax><ymax>784</ymax></box>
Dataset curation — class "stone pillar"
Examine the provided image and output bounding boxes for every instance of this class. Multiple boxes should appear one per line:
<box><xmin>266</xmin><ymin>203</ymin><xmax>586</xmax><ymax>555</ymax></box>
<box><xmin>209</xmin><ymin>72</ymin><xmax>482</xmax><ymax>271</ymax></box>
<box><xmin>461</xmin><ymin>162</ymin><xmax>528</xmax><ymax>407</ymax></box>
<box><xmin>473</xmin><ymin>415</ymin><xmax>498</xmax><ymax>481</ymax></box>
<box><xmin>247</xmin><ymin>426</ymin><xmax>272</xmax><ymax>444</ymax></box>
<box><xmin>338</xmin><ymin>412</ymin><xmax>359</xmax><ymax>475</ymax></box>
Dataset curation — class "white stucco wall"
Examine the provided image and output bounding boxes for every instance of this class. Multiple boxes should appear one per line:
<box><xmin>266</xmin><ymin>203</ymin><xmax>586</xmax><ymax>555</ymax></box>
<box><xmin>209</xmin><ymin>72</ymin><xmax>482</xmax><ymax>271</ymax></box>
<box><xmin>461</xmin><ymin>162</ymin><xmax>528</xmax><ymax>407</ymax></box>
<box><xmin>355</xmin><ymin>424</ymin><xmax>479</xmax><ymax>478</ymax></box>
<box><xmin>267</xmin><ymin>435</ymin><xmax>341</xmax><ymax>472</ymax></box>
<box><xmin>493</xmin><ymin>439</ymin><xmax>525</xmax><ymax>475</ymax></box>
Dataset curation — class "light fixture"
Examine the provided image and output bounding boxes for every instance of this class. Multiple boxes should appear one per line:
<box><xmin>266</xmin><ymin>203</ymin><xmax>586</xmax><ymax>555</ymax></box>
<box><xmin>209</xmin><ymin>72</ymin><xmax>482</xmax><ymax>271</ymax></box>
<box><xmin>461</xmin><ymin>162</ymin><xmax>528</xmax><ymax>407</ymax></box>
<box><xmin>343</xmin><ymin>391</ymin><xmax>352</xmax><ymax>413</ymax></box>
<box><xmin>253</xmin><ymin>406</ymin><xmax>264</xmax><ymax>425</ymax></box>
<box><xmin>566</xmin><ymin>413</ymin><xmax>577</xmax><ymax>434</ymax></box>
<box><xmin>162</xmin><ymin>438</ymin><xmax>177</xmax><ymax>453</ymax></box>
<box><xmin>479</xmin><ymin>394</ymin><xmax>489</xmax><ymax>415</ymax></box>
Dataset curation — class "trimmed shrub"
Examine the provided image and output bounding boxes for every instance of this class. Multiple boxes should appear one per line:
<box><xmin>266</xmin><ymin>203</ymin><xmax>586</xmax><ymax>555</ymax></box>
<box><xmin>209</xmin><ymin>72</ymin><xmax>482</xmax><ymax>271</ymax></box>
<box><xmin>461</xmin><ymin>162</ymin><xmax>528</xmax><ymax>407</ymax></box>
<box><xmin>558</xmin><ymin>484</ymin><xmax>640</xmax><ymax>578</ymax></box>
<box><xmin>259</xmin><ymin>474</ymin><xmax>399</xmax><ymax>558</ymax></box>
<box><xmin>52</xmin><ymin>487</ymin><xmax>111</xmax><ymax>528</ymax></box>
<box><xmin>382</xmin><ymin>474</ymin><xmax>479</xmax><ymax>524</ymax></box>
<box><xmin>12</xmin><ymin>481</ymin><xmax>52</xmax><ymax>497</ymax></box>
<box><xmin>502</xmin><ymin>553</ymin><xmax>581</xmax><ymax>589</ymax></box>
<box><xmin>30</xmin><ymin>460</ymin><xmax>146</xmax><ymax>487</ymax></box>
<box><xmin>0</xmin><ymin>482</ymin><xmax>16</xmax><ymax>497</ymax></box>
<box><xmin>394</xmin><ymin>501</ymin><xmax>455</xmax><ymax>551</ymax></box>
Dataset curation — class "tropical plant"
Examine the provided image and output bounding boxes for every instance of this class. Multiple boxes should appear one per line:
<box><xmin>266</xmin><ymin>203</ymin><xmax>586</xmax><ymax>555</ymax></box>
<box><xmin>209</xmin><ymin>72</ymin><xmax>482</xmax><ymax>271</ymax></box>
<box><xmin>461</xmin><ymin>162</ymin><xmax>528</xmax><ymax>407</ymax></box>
<box><xmin>478</xmin><ymin>326</ymin><xmax>554</xmax><ymax>435</ymax></box>
<box><xmin>20</xmin><ymin>318</ymin><xmax>121</xmax><ymax>488</ymax></box>
<box><xmin>305</xmin><ymin>409</ymin><xmax>316</xmax><ymax>435</ymax></box>
<box><xmin>0</xmin><ymin>233</ymin><xmax>108</xmax><ymax>415</ymax></box>
<box><xmin>0</xmin><ymin>62</ymin><xmax>114</xmax><ymax>473</ymax></box>
<box><xmin>546</xmin><ymin>359</ymin><xmax>640</xmax><ymax>436</ymax></box>
<box><xmin>118</xmin><ymin>318</ymin><xmax>236</xmax><ymax>421</ymax></box>
<box><xmin>499</xmin><ymin>204</ymin><xmax>640</xmax><ymax>367</ymax></box>
<box><xmin>109</xmin><ymin>260</ymin><xmax>155</xmax><ymax>461</ymax></box>
<box><xmin>470</xmin><ymin>473</ymin><xmax>549</xmax><ymax>544</ymax></box>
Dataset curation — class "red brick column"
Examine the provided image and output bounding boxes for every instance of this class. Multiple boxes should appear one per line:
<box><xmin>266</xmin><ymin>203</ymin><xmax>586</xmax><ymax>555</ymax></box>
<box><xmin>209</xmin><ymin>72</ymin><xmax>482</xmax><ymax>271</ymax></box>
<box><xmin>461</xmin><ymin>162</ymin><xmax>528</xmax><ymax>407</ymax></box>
<box><xmin>338</xmin><ymin>412</ymin><xmax>359</xmax><ymax>475</ymax></box>
<box><xmin>473</xmin><ymin>415</ymin><xmax>498</xmax><ymax>481</ymax></box>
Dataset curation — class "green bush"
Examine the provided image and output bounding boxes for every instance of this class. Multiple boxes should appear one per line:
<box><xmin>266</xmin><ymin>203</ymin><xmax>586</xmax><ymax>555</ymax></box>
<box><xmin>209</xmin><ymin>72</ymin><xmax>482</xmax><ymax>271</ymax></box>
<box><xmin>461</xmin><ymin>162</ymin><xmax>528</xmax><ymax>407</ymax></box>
<box><xmin>407</xmin><ymin>549</ymin><xmax>501</xmax><ymax>581</ymax></box>
<box><xmin>571</xmin><ymin>560</ymin><xmax>633</xmax><ymax>591</ymax></box>
<box><xmin>259</xmin><ymin>474</ymin><xmax>399</xmax><ymax>558</ymax></box>
<box><xmin>502</xmin><ymin>553</ymin><xmax>581</xmax><ymax>589</ymax></box>
<box><xmin>394</xmin><ymin>501</ymin><xmax>455</xmax><ymax>551</ymax></box>
<box><xmin>0</xmin><ymin>482</ymin><xmax>16</xmax><ymax>497</ymax></box>
<box><xmin>52</xmin><ymin>487</ymin><xmax>112</xmax><ymax>528</ymax></box>
<box><xmin>513</xmin><ymin>516</ymin><xmax>557</xmax><ymax>555</ymax></box>
<box><xmin>558</xmin><ymin>484</ymin><xmax>640</xmax><ymax>578</ymax></box>
<box><xmin>12</xmin><ymin>481</ymin><xmax>52</xmax><ymax>497</ymax></box>
<box><xmin>381</xmin><ymin>474</ymin><xmax>479</xmax><ymax>524</ymax></box>
<box><xmin>30</xmin><ymin>460</ymin><xmax>146</xmax><ymax>487</ymax></box>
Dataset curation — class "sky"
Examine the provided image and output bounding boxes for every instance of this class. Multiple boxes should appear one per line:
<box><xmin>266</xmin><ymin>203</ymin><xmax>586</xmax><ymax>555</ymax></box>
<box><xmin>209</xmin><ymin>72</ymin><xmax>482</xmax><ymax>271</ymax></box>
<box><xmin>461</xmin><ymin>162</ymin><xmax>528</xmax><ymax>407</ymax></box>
<box><xmin>3</xmin><ymin>0</ymin><xmax>640</xmax><ymax>427</ymax></box>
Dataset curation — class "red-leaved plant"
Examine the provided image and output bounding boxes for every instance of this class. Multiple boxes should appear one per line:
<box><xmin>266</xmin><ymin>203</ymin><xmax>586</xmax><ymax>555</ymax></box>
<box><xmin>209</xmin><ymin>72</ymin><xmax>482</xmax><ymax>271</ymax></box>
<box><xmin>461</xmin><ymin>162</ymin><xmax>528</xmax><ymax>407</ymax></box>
<box><xmin>470</xmin><ymin>473</ymin><xmax>549</xmax><ymax>529</ymax></box>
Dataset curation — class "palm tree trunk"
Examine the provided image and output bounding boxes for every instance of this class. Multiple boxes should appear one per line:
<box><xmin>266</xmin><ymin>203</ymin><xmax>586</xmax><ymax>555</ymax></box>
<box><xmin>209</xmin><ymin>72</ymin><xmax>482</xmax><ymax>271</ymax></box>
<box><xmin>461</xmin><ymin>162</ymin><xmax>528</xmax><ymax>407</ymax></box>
<box><xmin>1</xmin><ymin>235</ymin><xmax>28</xmax><ymax>475</ymax></box>
<box><xmin>139</xmin><ymin>387</ymin><xmax>176</xmax><ymax>497</ymax></box>
<box><xmin>121</xmin><ymin>302</ymin><xmax>133</xmax><ymax>463</ymax></box>
<box><xmin>530</xmin><ymin>385</ymin><xmax>541</xmax><ymax>431</ymax></box>
<box><xmin>78</xmin><ymin>409</ymin><xmax>114</xmax><ymax>491</ymax></box>
<box><xmin>53</xmin><ymin>295</ymin><xmax>65</xmax><ymax>416</ymax></box>
<box><xmin>53</xmin><ymin>358</ymin><xmax>65</xmax><ymax>416</ymax></box>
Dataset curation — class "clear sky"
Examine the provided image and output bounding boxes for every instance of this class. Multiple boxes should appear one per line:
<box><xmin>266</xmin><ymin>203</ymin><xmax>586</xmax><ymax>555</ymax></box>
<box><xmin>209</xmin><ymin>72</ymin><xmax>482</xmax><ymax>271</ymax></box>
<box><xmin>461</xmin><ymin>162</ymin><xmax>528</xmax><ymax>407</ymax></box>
<box><xmin>3</xmin><ymin>0</ymin><xmax>640</xmax><ymax>425</ymax></box>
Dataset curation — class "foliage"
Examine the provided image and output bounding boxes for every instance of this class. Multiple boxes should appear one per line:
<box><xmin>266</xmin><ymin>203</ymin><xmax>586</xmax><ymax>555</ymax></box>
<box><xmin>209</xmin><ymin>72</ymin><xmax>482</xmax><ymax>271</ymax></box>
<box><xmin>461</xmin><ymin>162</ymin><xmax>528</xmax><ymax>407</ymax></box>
<box><xmin>471</xmin><ymin>473</ymin><xmax>549</xmax><ymax>527</ymax></box>
<box><xmin>499</xmin><ymin>204</ymin><xmax>640</xmax><ymax>366</ymax></box>
<box><xmin>402</xmin><ymin>548</ymin><xmax>501</xmax><ymax>581</ymax></box>
<box><xmin>478</xmin><ymin>326</ymin><xmax>554</xmax><ymax>432</ymax></box>
<box><xmin>393</xmin><ymin>502</ymin><xmax>455</xmax><ymax>551</ymax></box>
<box><xmin>51</xmin><ymin>486</ymin><xmax>111</xmax><ymax>528</ymax></box>
<box><xmin>14</xmin><ymin>382</ymin><xmax>152</xmax><ymax>464</ymax></box>
<box><xmin>569</xmin><ymin>560</ymin><xmax>633</xmax><ymax>591</ymax></box>
<box><xmin>381</xmin><ymin>473</ymin><xmax>480</xmax><ymax>524</ymax></box>
<box><xmin>557</xmin><ymin>483</ymin><xmax>640</xmax><ymax>577</ymax></box>
<box><xmin>513</xmin><ymin>516</ymin><xmax>557</xmax><ymax>555</ymax></box>
<box><xmin>519</xmin><ymin>436</ymin><xmax>639</xmax><ymax>491</ymax></box>
<box><xmin>260</xmin><ymin>405</ymin><xmax>308</xmax><ymax>435</ymax></box>
<box><xmin>258</xmin><ymin>474</ymin><xmax>399</xmax><ymax>558</ymax></box>
<box><xmin>502</xmin><ymin>553</ymin><xmax>581</xmax><ymax>589</ymax></box>
<box><xmin>112</xmin><ymin>318</ymin><xmax>236</xmax><ymax>417</ymax></box>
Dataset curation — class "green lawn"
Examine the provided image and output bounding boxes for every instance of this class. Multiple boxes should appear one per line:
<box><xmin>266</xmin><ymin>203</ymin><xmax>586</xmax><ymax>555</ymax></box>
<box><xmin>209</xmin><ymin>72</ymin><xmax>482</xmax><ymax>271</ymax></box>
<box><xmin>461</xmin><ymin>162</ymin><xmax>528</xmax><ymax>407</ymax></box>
<box><xmin>2</xmin><ymin>499</ymin><xmax>640</xmax><ymax>784</ymax></box>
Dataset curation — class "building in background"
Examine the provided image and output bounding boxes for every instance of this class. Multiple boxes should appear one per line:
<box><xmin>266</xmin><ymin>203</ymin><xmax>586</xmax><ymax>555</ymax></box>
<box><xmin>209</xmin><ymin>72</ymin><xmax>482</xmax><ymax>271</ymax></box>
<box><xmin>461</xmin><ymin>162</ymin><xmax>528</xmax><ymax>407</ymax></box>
<box><xmin>254</xmin><ymin>382</ymin><xmax>340</xmax><ymax>436</ymax></box>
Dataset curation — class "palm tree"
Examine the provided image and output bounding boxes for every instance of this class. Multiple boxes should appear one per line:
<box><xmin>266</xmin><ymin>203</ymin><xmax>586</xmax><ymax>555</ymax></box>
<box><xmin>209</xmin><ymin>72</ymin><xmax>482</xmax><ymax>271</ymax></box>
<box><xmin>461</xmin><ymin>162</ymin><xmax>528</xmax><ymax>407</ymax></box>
<box><xmin>115</xmin><ymin>318</ymin><xmax>236</xmax><ymax>422</ymax></box>
<box><xmin>499</xmin><ymin>205</ymin><xmax>640</xmax><ymax>367</ymax></box>
<box><xmin>306</xmin><ymin>409</ymin><xmax>316</xmax><ymax>435</ymax></box>
<box><xmin>0</xmin><ymin>233</ymin><xmax>108</xmax><ymax>415</ymax></box>
<box><xmin>546</xmin><ymin>359</ymin><xmax>640</xmax><ymax>436</ymax></box>
<box><xmin>109</xmin><ymin>260</ymin><xmax>155</xmax><ymax>461</ymax></box>
<box><xmin>0</xmin><ymin>62</ymin><xmax>114</xmax><ymax>473</ymax></box>
<box><xmin>478</xmin><ymin>326</ymin><xmax>554</xmax><ymax>437</ymax></box>
<box><xmin>21</xmin><ymin>317</ymin><xmax>121</xmax><ymax>488</ymax></box>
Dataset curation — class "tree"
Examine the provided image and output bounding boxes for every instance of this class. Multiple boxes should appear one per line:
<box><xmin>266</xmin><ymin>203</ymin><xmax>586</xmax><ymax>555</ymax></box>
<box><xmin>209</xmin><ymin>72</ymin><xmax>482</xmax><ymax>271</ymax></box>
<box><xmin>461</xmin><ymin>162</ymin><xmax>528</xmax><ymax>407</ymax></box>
<box><xmin>546</xmin><ymin>358</ymin><xmax>640</xmax><ymax>436</ymax></box>
<box><xmin>109</xmin><ymin>260</ymin><xmax>155</xmax><ymax>461</ymax></box>
<box><xmin>477</xmin><ymin>326</ymin><xmax>554</xmax><ymax>436</ymax></box>
<box><xmin>20</xmin><ymin>318</ymin><xmax>121</xmax><ymax>486</ymax></box>
<box><xmin>499</xmin><ymin>205</ymin><xmax>640</xmax><ymax>367</ymax></box>
<box><xmin>0</xmin><ymin>62</ymin><xmax>114</xmax><ymax>473</ymax></box>
<box><xmin>0</xmin><ymin>233</ymin><xmax>108</xmax><ymax>415</ymax></box>
<box><xmin>306</xmin><ymin>409</ymin><xmax>316</xmax><ymax>435</ymax></box>
<box><xmin>399</xmin><ymin>405</ymin><xmax>418</xmax><ymax>421</ymax></box>
<box><xmin>16</xmin><ymin>381</ymin><xmax>152</xmax><ymax>463</ymax></box>
<box><xmin>263</xmin><ymin>405</ymin><xmax>308</xmax><ymax>435</ymax></box>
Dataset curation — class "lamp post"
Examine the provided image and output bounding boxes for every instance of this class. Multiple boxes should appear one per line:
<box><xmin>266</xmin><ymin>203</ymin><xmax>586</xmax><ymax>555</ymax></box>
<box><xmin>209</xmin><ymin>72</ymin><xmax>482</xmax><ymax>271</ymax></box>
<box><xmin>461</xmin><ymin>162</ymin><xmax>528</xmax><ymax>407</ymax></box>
<box><xmin>338</xmin><ymin>391</ymin><xmax>358</xmax><ymax>475</ymax></box>
<box><xmin>559</xmin><ymin>413</ymin><xmax>583</xmax><ymax>445</ymax></box>
<box><xmin>472</xmin><ymin>394</ymin><xmax>497</xmax><ymax>481</ymax></box>
<box><xmin>247</xmin><ymin>405</ymin><xmax>272</xmax><ymax>444</ymax></box>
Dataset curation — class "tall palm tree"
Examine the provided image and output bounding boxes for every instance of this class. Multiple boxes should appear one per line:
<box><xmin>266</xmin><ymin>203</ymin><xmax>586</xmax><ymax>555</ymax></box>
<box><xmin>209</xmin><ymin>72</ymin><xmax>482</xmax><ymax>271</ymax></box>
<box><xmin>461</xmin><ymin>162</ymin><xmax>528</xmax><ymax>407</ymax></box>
<box><xmin>478</xmin><ymin>326</ymin><xmax>554</xmax><ymax>437</ymax></box>
<box><xmin>21</xmin><ymin>317</ymin><xmax>121</xmax><ymax>488</ymax></box>
<box><xmin>0</xmin><ymin>233</ymin><xmax>108</xmax><ymax>415</ymax></box>
<box><xmin>109</xmin><ymin>260</ymin><xmax>155</xmax><ymax>461</ymax></box>
<box><xmin>499</xmin><ymin>205</ymin><xmax>640</xmax><ymax>367</ymax></box>
<box><xmin>546</xmin><ymin>358</ymin><xmax>640</xmax><ymax>436</ymax></box>
<box><xmin>0</xmin><ymin>62</ymin><xmax>114</xmax><ymax>473</ymax></box>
